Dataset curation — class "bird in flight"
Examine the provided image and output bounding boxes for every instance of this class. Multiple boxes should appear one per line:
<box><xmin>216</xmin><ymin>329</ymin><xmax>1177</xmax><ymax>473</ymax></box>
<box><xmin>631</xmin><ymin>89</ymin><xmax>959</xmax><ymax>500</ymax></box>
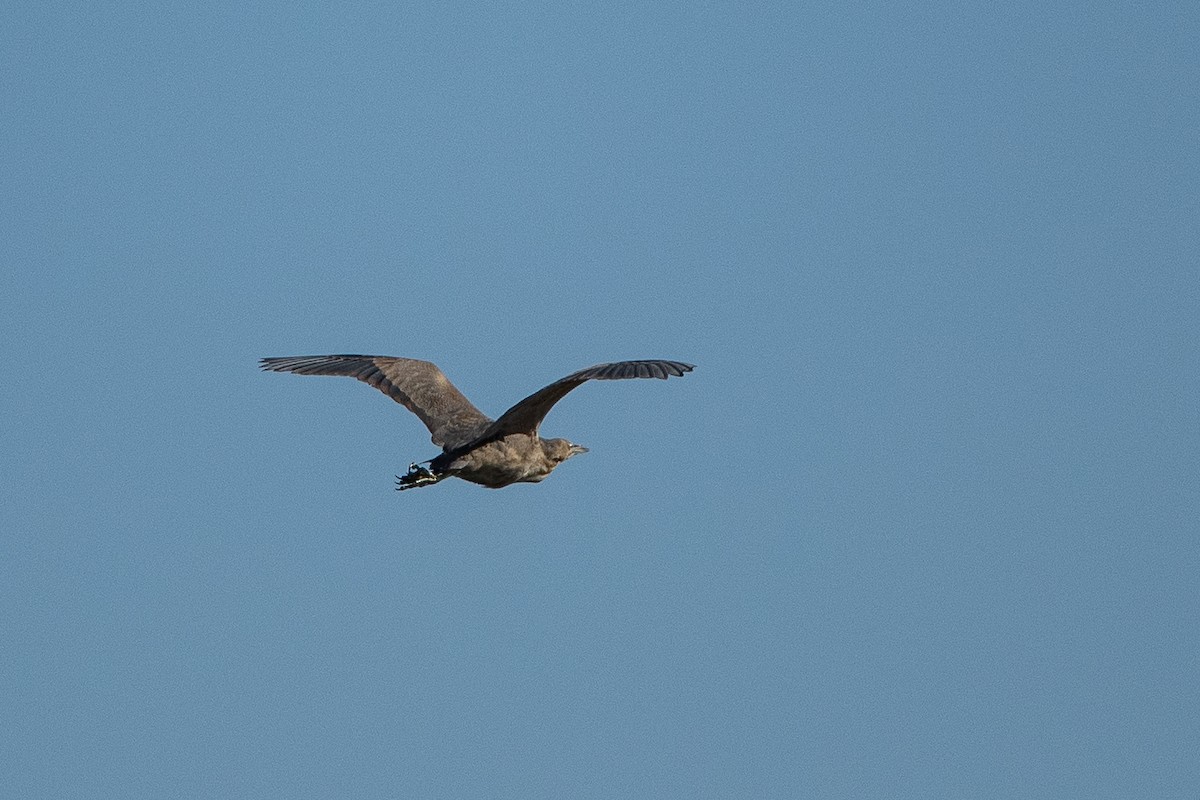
<box><xmin>260</xmin><ymin>355</ymin><xmax>694</xmax><ymax>490</ymax></box>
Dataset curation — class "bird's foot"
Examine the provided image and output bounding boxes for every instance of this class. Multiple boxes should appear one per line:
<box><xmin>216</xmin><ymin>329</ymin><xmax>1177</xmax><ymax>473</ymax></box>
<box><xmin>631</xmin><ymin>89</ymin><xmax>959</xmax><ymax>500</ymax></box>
<box><xmin>396</xmin><ymin>462</ymin><xmax>441</xmax><ymax>491</ymax></box>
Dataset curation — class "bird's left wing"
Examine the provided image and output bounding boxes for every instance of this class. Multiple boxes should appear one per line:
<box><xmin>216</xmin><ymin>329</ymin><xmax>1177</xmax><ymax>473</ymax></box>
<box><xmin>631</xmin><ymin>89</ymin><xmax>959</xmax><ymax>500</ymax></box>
<box><xmin>260</xmin><ymin>355</ymin><xmax>493</xmax><ymax>449</ymax></box>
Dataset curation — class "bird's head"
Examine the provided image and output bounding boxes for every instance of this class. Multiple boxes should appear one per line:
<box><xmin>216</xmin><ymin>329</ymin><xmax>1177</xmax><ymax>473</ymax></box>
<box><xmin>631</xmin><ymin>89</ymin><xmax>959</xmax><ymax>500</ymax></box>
<box><xmin>543</xmin><ymin>438</ymin><xmax>589</xmax><ymax>466</ymax></box>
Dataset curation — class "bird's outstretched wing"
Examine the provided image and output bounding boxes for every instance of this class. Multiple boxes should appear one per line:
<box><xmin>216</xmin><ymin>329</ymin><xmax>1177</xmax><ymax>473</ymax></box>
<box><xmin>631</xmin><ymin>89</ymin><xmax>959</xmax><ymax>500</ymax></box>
<box><xmin>260</xmin><ymin>355</ymin><xmax>493</xmax><ymax>449</ymax></box>
<box><xmin>485</xmin><ymin>360</ymin><xmax>694</xmax><ymax>439</ymax></box>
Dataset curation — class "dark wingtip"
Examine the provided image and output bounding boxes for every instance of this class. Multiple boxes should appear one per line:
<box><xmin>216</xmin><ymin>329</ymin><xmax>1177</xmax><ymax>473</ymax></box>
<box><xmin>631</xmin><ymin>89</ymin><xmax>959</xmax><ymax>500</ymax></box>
<box><xmin>576</xmin><ymin>359</ymin><xmax>696</xmax><ymax>381</ymax></box>
<box><xmin>652</xmin><ymin>360</ymin><xmax>694</xmax><ymax>378</ymax></box>
<box><xmin>259</xmin><ymin>356</ymin><xmax>301</xmax><ymax>372</ymax></box>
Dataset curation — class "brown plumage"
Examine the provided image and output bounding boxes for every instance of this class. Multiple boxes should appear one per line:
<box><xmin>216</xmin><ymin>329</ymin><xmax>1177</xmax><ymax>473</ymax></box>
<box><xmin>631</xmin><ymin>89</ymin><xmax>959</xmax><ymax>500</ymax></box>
<box><xmin>259</xmin><ymin>355</ymin><xmax>694</xmax><ymax>490</ymax></box>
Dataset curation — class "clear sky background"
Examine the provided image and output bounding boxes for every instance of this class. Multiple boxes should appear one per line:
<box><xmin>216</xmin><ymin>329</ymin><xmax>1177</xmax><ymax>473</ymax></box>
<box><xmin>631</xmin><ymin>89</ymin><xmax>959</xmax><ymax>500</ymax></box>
<box><xmin>3</xmin><ymin>2</ymin><xmax>1197</xmax><ymax>798</ymax></box>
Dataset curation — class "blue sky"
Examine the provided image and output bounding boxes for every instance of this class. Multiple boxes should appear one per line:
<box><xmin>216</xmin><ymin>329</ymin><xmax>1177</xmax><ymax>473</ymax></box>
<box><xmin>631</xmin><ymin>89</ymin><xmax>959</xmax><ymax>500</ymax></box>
<box><xmin>3</xmin><ymin>1</ymin><xmax>1198</xmax><ymax>797</ymax></box>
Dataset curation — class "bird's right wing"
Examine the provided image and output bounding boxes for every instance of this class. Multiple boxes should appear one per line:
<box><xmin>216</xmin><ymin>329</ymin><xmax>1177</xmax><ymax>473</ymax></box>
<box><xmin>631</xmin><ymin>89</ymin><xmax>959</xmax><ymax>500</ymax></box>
<box><xmin>484</xmin><ymin>359</ymin><xmax>694</xmax><ymax>439</ymax></box>
<box><xmin>260</xmin><ymin>355</ymin><xmax>493</xmax><ymax>449</ymax></box>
